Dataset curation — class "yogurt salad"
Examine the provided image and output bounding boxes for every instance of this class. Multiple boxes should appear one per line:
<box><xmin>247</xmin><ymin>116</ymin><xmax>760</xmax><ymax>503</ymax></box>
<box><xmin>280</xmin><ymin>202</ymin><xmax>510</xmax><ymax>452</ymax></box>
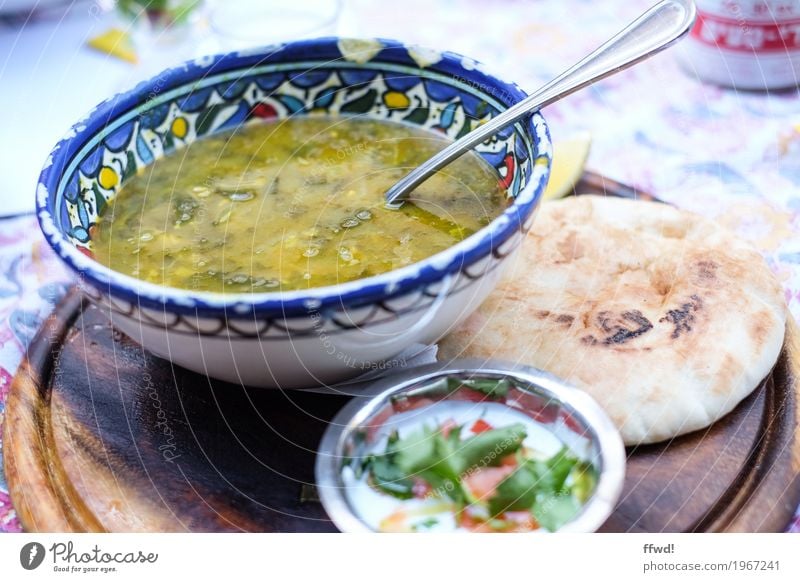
<box><xmin>317</xmin><ymin>369</ymin><xmax>623</xmax><ymax>533</ymax></box>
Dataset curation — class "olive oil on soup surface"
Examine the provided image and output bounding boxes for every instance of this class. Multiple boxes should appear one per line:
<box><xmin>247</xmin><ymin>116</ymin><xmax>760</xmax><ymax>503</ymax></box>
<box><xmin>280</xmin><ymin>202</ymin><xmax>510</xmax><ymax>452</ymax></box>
<box><xmin>93</xmin><ymin>117</ymin><xmax>508</xmax><ymax>292</ymax></box>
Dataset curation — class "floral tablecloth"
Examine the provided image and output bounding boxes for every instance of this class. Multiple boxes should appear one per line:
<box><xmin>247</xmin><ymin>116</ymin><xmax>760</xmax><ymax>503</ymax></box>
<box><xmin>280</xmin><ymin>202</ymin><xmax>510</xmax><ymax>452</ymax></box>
<box><xmin>1</xmin><ymin>0</ymin><xmax>799</xmax><ymax>532</ymax></box>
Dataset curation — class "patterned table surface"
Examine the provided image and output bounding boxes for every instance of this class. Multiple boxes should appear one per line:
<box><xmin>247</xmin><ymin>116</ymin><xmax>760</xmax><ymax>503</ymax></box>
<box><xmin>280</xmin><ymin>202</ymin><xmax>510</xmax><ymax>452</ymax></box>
<box><xmin>1</xmin><ymin>0</ymin><xmax>799</xmax><ymax>532</ymax></box>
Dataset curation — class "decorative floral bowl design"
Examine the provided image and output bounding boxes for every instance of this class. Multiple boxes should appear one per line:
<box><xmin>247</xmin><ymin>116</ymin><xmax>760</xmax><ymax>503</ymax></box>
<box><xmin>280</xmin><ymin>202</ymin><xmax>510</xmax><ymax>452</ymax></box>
<box><xmin>36</xmin><ymin>38</ymin><xmax>552</xmax><ymax>388</ymax></box>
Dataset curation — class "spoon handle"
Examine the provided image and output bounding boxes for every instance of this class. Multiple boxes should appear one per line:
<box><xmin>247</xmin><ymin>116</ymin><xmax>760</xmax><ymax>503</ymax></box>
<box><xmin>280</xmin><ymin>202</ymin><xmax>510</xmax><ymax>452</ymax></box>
<box><xmin>385</xmin><ymin>0</ymin><xmax>697</xmax><ymax>206</ymax></box>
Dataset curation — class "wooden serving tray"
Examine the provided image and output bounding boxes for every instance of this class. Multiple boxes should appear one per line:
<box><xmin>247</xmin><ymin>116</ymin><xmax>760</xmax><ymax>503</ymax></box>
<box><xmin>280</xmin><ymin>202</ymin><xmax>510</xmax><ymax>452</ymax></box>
<box><xmin>4</xmin><ymin>175</ymin><xmax>800</xmax><ymax>532</ymax></box>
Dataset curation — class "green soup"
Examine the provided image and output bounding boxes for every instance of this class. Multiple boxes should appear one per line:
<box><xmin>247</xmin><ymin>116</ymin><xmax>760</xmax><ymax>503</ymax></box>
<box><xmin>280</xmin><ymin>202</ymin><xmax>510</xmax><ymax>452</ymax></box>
<box><xmin>93</xmin><ymin>116</ymin><xmax>508</xmax><ymax>292</ymax></box>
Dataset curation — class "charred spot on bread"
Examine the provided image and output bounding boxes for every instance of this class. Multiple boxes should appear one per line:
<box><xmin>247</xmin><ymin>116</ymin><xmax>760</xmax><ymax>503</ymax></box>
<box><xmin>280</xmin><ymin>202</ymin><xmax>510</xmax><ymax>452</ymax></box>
<box><xmin>691</xmin><ymin>259</ymin><xmax>720</xmax><ymax>288</ymax></box>
<box><xmin>582</xmin><ymin>309</ymin><xmax>654</xmax><ymax>346</ymax></box>
<box><xmin>659</xmin><ymin>294</ymin><xmax>703</xmax><ymax>339</ymax></box>
<box><xmin>696</xmin><ymin>260</ymin><xmax>718</xmax><ymax>280</ymax></box>
<box><xmin>536</xmin><ymin>310</ymin><xmax>575</xmax><ymax>327</ymax></box>
<box><xmin>603</xmin><ymin>310</ymin><xmax>654</xmax><ymax>344</ymax></box>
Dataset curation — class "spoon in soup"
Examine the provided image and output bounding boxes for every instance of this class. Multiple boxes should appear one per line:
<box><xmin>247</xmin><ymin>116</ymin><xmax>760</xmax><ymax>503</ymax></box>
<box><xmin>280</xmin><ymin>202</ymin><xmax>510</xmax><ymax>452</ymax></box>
<box><xmin>384</xmin><ymin>0</ymin><xmax>696</xmax><ymax>207</ymax></box>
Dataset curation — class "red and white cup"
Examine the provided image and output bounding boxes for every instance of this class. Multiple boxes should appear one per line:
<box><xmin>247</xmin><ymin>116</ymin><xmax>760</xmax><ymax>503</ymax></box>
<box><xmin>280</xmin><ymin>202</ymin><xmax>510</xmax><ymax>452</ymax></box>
<box><xmin>678</xmin><ymin>0</ymin><xmax>800</xmax><ymax>89</ymax></box>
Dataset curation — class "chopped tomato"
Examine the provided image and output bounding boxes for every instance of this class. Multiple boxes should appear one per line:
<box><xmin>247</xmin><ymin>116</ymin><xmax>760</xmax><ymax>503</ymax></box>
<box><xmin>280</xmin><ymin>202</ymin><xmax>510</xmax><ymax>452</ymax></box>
<box><xmin>501</xmin><ymin>511</ymin><xmax>539</xmax><ymax>532</ymax></box>
<box><xmin>450</xmin><ymin>388</ymin><xmax>490</xmax><ymax>403</ymax></box>
<box><xmin>499</xmin><ymin>453</ymin><xmax>518</xmax><ymax>468</ymax></box>
<box><xmin>508</xmin><ymin>393</ymin><xmax>559</xmax><ymax>423</ymax></box>
<box><xmin>471</xmin><ymin>419</ymin><xmax>493</xmax><ymax>434</ymax></box>
<box><xmin>458</xmin><ymin>507</ymin><xmax>538</xmax><ymax>533</ymax></box>
<box><xmin>560</xmin><ymin>411</ymin><xmax>585</xmax><ymax>434</ymax></box>
<box><xmin>463</xmin><ymin>465</ymin><xmax>516</xmax><ymax>500</ymax></box>
<box><xmin>392</xmin><ymin>397</ymin><xmax>436</xmax><ymax>413</ymax></box>
<box><xmin>459</xmin><ymin>511</ymin><xmax>494</xmax><ymax>533</ymax></box>
<box><xmin>379</xmin><ymin>510</ymin><xmax>412</xmax><ymax>532</ymax></box>
<box><xmin>365</xmin><ymin>405</ymin><xmax>394</xmax><ymax>440</ymax></box>
<box><xmin>439</xmin><ymin>418</ymin><xmax>458</xmax><ymax>439</ymax></box>
<box><xmin>412</xmin><ymin>477</ymin><xmax>432</xmax><ymax>499</ymax></box>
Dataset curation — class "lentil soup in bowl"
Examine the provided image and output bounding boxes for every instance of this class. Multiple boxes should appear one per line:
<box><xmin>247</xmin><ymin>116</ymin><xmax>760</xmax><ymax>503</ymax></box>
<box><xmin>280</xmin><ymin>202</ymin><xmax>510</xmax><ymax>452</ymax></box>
<box><xmin>36</xmin><ymin>38</ymin><xmax>552</xmax><ymax>388</ymax></box>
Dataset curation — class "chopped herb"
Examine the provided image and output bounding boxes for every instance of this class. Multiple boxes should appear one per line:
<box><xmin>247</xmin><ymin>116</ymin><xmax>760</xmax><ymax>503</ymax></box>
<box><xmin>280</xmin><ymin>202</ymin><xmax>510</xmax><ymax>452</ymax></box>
<box><xmin>362</xmin><ymin>430</ymin><xmax>415</xmax><ymax>498</ymax></box>
<box><xmin>458</xmin><ymin>377</ymin><xmax>513</xmax><ymax>399</ymax></box>
<box><xmin>546</xmin><ymin>446</ymin><xmax>581</xmax><ymax>492</ymax></box>
<box><xmin>532</xmin><ymin>493</ymin><xmax>581</xmax><ymax>532</ymax></box>
<box><xmin>486</xmin><ymin>446</ymin><xmax>586</xmax><ymax>530</ymax></box>
<box><xmin>488</xmin><ymin>461</ymin><xmax>544</xmax><ymax>516</ymax></box>
<box><xmin>412</xmin><ymin>517</ymin><xmax>439</xmax><ymax>531</ymax></box>
<box><xmin>457</xmin><ymin>423</ymin><xmax>526</xmax><ymax>470</ymax></box>
<box><xmin>369</xmin><ymin>455</ymin><xmax>415</xmax><ymax>499</ymax></box>
<box><xmin>357</xmin><ymin>416</ymin><xmax>593</xmax><ymax>533</ymax></box>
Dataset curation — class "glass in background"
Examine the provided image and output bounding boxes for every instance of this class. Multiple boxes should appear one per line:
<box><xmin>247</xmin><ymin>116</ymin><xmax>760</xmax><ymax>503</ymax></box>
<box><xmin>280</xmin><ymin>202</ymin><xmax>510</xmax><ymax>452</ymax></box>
<box><xmin>677</xmin><ymin>0</ymin><xmax>800</xmax><ymax>90</ymax></box>
<box><xmin>114</xmin><ymin>0</ymin><xmax>207</xmax><ymax>59</ymax></box>
<box><xmin>203</xmin><ymin>0</ymin><xmax>342</xmax><ymax>52</ymax></box>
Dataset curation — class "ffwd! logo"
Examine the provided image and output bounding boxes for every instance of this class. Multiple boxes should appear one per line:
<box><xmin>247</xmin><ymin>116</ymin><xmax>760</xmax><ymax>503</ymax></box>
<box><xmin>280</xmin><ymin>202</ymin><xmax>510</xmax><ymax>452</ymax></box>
<box><xmin>20</xmin><ymin>542</ymin><xmax>46</xmax><ymax>570</ymax></box>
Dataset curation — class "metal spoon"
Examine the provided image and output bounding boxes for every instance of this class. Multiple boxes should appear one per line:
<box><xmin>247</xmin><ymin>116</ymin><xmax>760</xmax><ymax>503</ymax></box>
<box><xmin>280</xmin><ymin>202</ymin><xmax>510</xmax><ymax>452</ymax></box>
<box><xmin>384</xmin><ymin>0</ymin><xmax>697</xmax><ymax>207</ymax></box>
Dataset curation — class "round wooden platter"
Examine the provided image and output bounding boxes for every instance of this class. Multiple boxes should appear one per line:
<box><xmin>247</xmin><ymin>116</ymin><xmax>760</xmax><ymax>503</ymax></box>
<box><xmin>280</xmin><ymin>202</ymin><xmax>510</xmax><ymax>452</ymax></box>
<box><xmin>4</xmin><ymin>175</ymin><xmax>800</xmax><ymax>533</ymax></box>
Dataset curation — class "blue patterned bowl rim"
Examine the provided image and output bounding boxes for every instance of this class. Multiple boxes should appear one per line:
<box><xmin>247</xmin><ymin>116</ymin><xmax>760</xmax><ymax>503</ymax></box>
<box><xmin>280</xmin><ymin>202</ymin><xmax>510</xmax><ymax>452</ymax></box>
<box><xmin>37</xmin><ymin>37</ymin><xmax>552</xmax><ymax>318</ymax></box>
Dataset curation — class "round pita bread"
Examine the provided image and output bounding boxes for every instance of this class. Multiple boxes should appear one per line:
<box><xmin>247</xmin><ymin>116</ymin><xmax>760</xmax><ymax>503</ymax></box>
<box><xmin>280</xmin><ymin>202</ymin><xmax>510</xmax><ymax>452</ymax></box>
<box><xmin>439</xmin><ymin>195</ymin><xmax>786</xmax><ymax>445</ymax></box>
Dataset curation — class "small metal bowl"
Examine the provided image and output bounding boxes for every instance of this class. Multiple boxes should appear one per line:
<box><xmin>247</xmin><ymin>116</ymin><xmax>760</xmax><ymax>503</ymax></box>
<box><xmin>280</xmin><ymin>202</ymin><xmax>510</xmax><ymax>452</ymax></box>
<box><xmin>315</xmin><ymin>360</ymin><xmax>626</xmax><ymax>532</ymax></box>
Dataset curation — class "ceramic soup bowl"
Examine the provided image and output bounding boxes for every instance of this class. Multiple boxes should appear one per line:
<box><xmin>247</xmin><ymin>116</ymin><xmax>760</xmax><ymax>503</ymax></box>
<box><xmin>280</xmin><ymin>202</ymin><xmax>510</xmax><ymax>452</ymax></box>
<box><xmin>36</xmin><ymin>38</ymin><xmax>552</xmax><ymax>388</ymax></box>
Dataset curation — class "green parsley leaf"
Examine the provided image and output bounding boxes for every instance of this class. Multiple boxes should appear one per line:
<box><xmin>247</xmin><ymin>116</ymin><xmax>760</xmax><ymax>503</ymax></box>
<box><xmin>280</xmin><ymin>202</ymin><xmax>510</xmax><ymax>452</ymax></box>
<box><xmin>418</xmin><ymin>468</ymin><xmax>468</xmax><ymax>505</ymax></box>
<box><xmin>458</xmin><ymin>377</ymin><xmax>513</xmax><ymax>399</ymax></box>
<box><xmin>393</xmin><ymin>426</ymin><xmax>438</xmax><ymax>475</ymax></box>
<box><xmin>457</xmin><ymin>423</ymin><xmax>527</xmax><ymax>471</ymax></box>
<box><xmin>367</xmin><ymin>454</ymin><xmax>415</xmax><ymax>499</ymax></box>
<box><xmin>362</xmin><ymin>430</ymin><xmax>415</xmax><ymax>499</ymax></box>
<box><xmin>532</xmin><ymin>492</ymin><xmax>581</xmax><ymax>532</ymax></box>
<box><xmin>411</xmin><ymin>517</ymin><xmax>439</xmax><ymax>531</ymax></box>
<box><xmin>546</xmin><ymin>446</ymin><xmax>580</xmax><ymax>493</ymax></box>
<box><xmin>487</xmin><ymin>462</ymin><xmax>541</xmax><ymax>516</ymax></box>
<box><xmin>487</xmin><ymin>447</ymin><xmax>582</xmax><ymax>521</ymax></box>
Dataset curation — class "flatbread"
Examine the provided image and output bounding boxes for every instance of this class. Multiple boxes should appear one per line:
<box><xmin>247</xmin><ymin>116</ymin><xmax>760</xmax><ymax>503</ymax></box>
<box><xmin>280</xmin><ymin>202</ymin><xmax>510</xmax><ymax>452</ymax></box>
<box><xmin>439</xmin><ymin>195</ymin><xmax>786</xmax><ymax>445</ymax></box>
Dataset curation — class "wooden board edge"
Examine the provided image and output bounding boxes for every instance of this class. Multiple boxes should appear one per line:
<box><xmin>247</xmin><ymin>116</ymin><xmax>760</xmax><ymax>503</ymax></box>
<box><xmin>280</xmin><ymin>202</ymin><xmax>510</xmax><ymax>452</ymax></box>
<box><xmin>700</xmin><ymin>314</ymin><xmax>800</xmax><ymax>533</ymax></box>
<box><xmin>3</xmin><ymin>290</ymin><xmax>102</xmax><ymax>532</ymax></box>
<box><xmin>788</xmin><ymin>315</ymin><xmax>800</xmax><ymax>474</ymax></box>
<box><xmin>725</xmin><ymin>313</ymin><xmax>800</xmax><ymax>532</ymax></box>
<box><xmin>574</xmin><ymin>172</ymin><xmax>660</xmax><ymax>202</ymax></box>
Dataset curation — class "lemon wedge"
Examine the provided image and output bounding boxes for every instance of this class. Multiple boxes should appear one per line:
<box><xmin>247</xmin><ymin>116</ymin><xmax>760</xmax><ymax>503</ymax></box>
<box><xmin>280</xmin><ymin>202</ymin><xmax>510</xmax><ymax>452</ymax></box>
<box><xmin>87</xmin><ymin>28</ymin><xmax>138</xmax><ymax>64</ymax></box>
<box><xmin>542</xmin><ymin>132</ymin><xmax>592</xmax><ymax>200</ymax></box>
